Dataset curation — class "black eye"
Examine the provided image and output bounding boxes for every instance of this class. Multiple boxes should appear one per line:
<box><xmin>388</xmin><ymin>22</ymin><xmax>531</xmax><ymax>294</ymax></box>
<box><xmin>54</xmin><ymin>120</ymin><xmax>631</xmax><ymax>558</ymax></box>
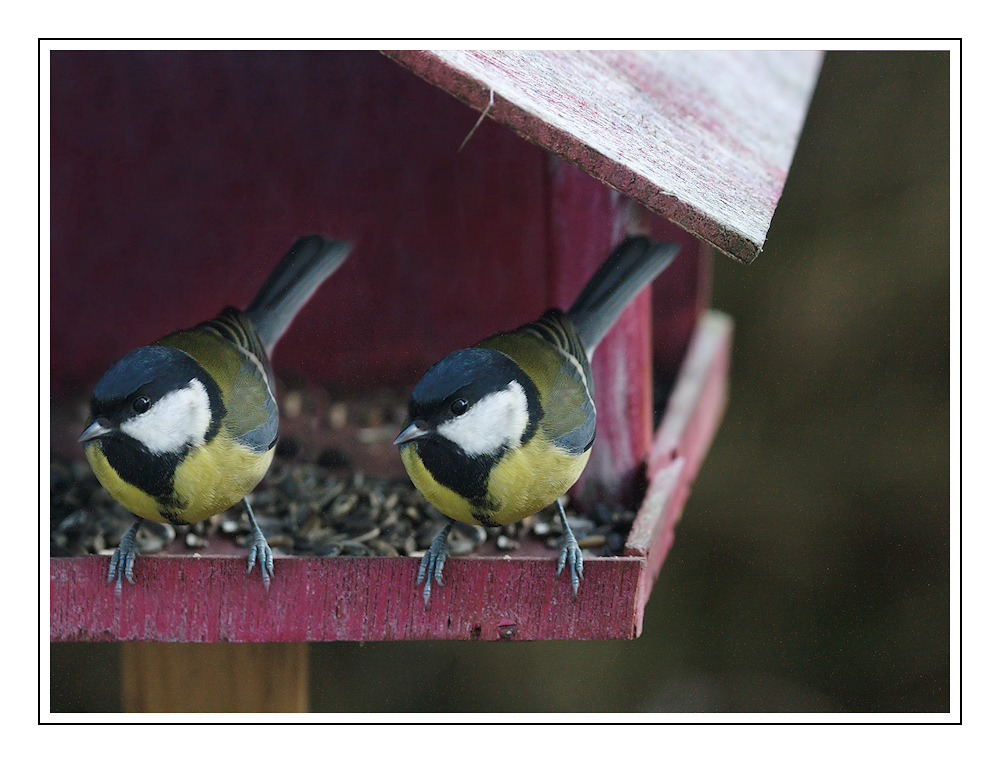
<box><xmin>450</xmin><ymin>398</ymin><xmax>469</xmax><ymax>416</ymax></box>
<box><xmin>133</xmin><ymin>396</ymin><xmax>151</xmax><ymax>414</ymax></box>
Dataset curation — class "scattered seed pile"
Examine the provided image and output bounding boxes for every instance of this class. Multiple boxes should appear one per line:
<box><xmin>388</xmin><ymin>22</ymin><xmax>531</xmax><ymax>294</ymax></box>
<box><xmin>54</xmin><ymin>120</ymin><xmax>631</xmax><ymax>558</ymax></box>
<box><xmin>50</xmin><ymin>453</ymin><xmax>637</xmax><ymax>560</ymax></box>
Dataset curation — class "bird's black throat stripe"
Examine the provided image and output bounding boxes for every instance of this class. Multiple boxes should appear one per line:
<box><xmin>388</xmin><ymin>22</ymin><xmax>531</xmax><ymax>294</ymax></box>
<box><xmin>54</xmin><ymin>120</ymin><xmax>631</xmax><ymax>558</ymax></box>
<box><xmin>415</xmin><ymin>436</ymin><xmax>500</xmax><ymax>517</ymax></box>
<box><xmin>99</xmin><ymin>436</ymin><xmax>188</xmax><ymax>523</ymax></box>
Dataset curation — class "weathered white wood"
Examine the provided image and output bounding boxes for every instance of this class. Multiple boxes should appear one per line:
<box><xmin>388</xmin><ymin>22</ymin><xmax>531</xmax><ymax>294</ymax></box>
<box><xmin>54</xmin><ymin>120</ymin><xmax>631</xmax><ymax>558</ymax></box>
<box><xmin>385</xmin><ymin>50</ymin><xmax>823</xmax><ymax>263</ymax></box>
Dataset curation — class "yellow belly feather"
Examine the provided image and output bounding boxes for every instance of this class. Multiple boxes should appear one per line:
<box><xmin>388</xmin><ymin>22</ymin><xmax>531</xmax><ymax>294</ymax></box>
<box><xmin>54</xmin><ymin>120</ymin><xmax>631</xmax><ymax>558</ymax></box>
<box><xmin>399</xmin><ymin>444</ymin><xmax>475</xmax><ymax>524</ymax></box>
<box><xmin>85</xmin><ymin>444</ymin><xmax>168</xmax><ymax>522</ymax></box>
<box><xmin>400</xmin><ymin>436</ymin><xmax>590</xmax><ymax>527</ymax></box>
<box><xmin>486</xmin><ymin>436</ymin><xmax>590</xmax><ymax>525</ymax></box>
<box><xmin>84</xmin><ymin>435</ymin><xmax>273</xmax><ymax>525</ymax></box>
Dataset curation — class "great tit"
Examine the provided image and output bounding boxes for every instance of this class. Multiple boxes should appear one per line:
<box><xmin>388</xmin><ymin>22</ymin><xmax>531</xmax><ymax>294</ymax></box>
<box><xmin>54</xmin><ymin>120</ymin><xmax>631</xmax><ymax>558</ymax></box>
<box><xmin>78</xmin><ymin>235</ymin><xmax>352</xmax><ymax>592</ymax></box>
<box><xmin>395</xmin><ymin>235</ymin><xmax>679</xmax><ymax>607</ymax></box>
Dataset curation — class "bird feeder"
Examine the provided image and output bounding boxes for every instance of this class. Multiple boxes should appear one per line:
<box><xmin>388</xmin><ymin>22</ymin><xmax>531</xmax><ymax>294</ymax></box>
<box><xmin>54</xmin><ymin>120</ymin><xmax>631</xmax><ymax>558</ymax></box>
<box><xmin>49</xmin><ymin>49</ymin><xmax>822</xmax><ymax>709</ymax></box>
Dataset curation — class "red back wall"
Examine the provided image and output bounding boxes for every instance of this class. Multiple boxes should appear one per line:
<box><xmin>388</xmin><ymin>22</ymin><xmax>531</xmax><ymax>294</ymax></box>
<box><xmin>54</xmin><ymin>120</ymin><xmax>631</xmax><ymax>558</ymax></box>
<box><xmin>50</xmin><ymin>50</ymin><xmax>704</xmax><ymax>397</ymax></box>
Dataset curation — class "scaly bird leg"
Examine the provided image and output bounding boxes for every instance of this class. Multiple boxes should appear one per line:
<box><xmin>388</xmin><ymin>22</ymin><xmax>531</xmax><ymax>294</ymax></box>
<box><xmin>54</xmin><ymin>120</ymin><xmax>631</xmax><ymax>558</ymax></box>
<box><xmin>107</xmin><ymin>517</ymin><xmax>143</xmax><ymax>595</ymax></box>
<box><xmin>417</xmin><ymin>519</ymin><xmax>455</xmax><ymax>610</ymax></box>
<box><xmin>555</xmin><ymin>498</ymin><xmax>584</xmax><ymax>598</ymax></box>
<box><xmin>243</xmin><ymin>498</ymin><xmax>274</xmax><ymax>590</ymax></box>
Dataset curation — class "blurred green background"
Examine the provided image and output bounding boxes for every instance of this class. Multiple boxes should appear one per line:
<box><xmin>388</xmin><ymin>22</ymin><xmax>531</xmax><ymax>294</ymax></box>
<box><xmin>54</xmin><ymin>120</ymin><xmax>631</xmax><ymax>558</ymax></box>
<box><xmin>50</xmin><ymin>50</ymin><xmax>950</xmax><ymax>713</ymax></box>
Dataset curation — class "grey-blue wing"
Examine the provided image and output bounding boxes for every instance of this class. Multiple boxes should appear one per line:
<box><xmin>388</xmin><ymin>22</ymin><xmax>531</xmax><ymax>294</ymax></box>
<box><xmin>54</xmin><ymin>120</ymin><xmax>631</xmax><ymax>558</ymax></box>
<box><xmin>228</xmin><ymin>352</ymin><xmax>278</xmax><ymax>453</ymax></box>
<box><xmin>548</xmin><ymin>358</ymin><xmax>597</xmax><ymax>456</ymax></box>
<box><xmin>479</xmin><ymin>310</ymin><xmax>597</xmax><ymax>458</ymax></box>
<box><xmin>161</xmin><ymin>309</ymin><xmax>278</xmax><ymax>455</ymax></box>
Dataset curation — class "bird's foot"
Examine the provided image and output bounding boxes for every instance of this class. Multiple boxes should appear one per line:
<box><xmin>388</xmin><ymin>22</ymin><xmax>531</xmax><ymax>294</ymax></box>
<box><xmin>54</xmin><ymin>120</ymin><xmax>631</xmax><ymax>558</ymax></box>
<box><xmin>417</xmin><ymin>520</ymin><xmax>454</xmax><ymax>610</ymax></box>
<box><xmin>244</xmin><ymin>500</ymin><xmax>274</xmax><ymax>590</ymax></box>
<box><xmin>555</xmin><ymin>499</ymin><xmax>584</xmax><ymax>598</ymax></box>
<box><xmin>107</xmin><ymin>518</ymin><xmax>142</xmax><ymax>595</ymax></box>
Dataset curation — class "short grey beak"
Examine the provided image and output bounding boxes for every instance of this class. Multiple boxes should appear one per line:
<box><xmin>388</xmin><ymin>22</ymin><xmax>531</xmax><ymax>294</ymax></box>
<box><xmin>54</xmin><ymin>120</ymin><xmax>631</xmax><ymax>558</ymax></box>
<box><xmin>79</xmin><ymin>419</ymin><xmax>114</xmax><ymax>444</ymax></box>
<box><xmin>393</xmin><ymin>421</ymin><xmax>430</xmax><ymax>446</ymax></box>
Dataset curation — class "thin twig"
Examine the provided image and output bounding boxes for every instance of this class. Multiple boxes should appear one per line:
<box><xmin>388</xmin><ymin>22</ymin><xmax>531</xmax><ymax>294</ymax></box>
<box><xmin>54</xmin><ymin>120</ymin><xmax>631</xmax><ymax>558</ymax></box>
<box><xmin>458</xmin><ymin>88</ymin><xmax>495</xmax><ymax>152</ymax></box>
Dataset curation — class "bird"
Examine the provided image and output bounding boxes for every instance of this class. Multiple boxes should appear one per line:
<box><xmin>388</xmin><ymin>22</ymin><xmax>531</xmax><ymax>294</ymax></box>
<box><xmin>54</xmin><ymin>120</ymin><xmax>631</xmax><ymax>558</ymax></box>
<box><xmin>394</xmin><ymin>235</ymin><xmax>679</xmax><ymax>608</ymax></box>
<box><xmin>78</xmin><ymin>235</ymin><xmax>352</xmax><ymax>592</ymax></box>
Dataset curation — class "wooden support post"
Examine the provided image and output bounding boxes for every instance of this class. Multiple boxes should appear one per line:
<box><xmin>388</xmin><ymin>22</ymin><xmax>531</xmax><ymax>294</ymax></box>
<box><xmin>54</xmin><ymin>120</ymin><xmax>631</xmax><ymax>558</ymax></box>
<box><xmin>121</xmin><ymin>642</ymin><xmax>308</xmax><ymax>712</ymax></box>
<box><xmin>546</xmin><ymin>161</ymin><xmax>668</xmax><ymax>505</ymax></box>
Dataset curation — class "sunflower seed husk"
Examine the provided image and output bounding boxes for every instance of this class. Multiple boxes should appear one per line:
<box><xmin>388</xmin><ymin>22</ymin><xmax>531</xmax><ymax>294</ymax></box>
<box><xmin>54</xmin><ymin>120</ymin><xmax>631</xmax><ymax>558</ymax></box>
<box><xmin>496</xmin><ymin>534</ymin><xmax>520</xmax><ymax>551</ymax></box>
<box><xmin>51</xmin><ymin>389</ymin><xmax>637</xmax><ymax>561</ymax></box>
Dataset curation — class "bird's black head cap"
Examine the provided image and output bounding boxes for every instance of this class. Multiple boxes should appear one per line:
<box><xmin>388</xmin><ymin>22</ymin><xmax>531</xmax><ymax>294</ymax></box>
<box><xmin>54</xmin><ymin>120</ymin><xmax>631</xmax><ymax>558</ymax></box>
<box><xmin>409</xmin><ymin>347</ymin><xmax>537</xmax><ymax>427</ymax></box>
<box><xmin>90</xmin><ymin>345</ymin><xmax>223</xmax><ymax>428</ymax></box>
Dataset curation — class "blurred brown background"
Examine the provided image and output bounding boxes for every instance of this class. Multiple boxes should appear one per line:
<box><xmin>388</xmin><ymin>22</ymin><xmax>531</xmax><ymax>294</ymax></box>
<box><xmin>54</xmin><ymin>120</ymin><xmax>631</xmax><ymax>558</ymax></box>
<box><xmin>50</xmin><ymin>49</ymin><xmax>950</xmax><ymax>713</ymax></box>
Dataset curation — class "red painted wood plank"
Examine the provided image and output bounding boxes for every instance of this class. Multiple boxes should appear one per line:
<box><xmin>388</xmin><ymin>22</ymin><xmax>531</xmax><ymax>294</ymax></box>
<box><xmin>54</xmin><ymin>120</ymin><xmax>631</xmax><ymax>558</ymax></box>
<box><xmin>627</xmin><ymin>458</ymin><xmax>688</xmax><ymax>635</ymax></box>
<box><xmin>384</xmin><ymin>50</ymin><xmax>823</xmax><ymax>263</ymax></box>
<box><xmin>647</xmin><ymin>309</ymin><xmax>734</xmax><ymax>486</ymax></box>
<box><xmin>50</xmin><ymin>553</ymin><xmax>644</xmax><ymax>642</ymax></box>
<box><xmin>627</xmin><ymin>310</ymin><xmax>733</xmax><ymax>630</ymax></box>
<box><xmin>50</xmin><ymin>310</ymin><xmax>731</xmax><ymax>642</ymax></box>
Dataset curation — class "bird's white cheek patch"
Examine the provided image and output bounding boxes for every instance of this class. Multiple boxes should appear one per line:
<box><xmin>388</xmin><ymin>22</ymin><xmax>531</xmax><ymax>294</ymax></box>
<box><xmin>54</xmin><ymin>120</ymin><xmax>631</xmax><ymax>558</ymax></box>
<box><xmin>438</xmin><ymin>382</ymin><xmax>529</xmax><ymax>457</ymax></box>
<box><xmin>121</xmin><ymin>379</ymin><xmax>212</xmax><ymax>455</ymax></box>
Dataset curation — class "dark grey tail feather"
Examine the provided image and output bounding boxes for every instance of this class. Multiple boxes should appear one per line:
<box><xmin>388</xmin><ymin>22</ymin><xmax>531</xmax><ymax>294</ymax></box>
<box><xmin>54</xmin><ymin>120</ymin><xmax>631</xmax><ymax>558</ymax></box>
<box><xmin>568</xmin><ymin>236</ymin><xmax>679</xmax><ymax>356</ymax></box>
<box><xmin>246</xmin><ymin>235</ymin><xmax>353</xmax><ymax>355</ymax></box>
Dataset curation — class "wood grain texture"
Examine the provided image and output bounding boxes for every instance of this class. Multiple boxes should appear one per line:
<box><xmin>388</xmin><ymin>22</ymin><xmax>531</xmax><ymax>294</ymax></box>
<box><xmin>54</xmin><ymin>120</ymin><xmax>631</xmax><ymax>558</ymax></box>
<box><xmin>384</xmin><ymin>50</ymin><xmax>823</xmax><ymax>263</ymax></box>
<box><xmin>51</xmin><ymin>554</ymin><xmax>644</xmax><ymax>641</ymax></box>
<box><xmin>629</xmin><ymin>310</ymin><xmax>733</xmax><ymax>625</ymax></box>
<box><xmin>648</xmin><ymin>309</ymin><xmax>734</xmax><ymax>486</ymax></box>
<box><xmin>121</xmin><ymin>642</ymin><xmax>307</xmax><ymax>712</ymax></box>
<box><xmin>50</xmin><ymin>311</ymin><xmax>731</xmax><ymax>642</ymax></box>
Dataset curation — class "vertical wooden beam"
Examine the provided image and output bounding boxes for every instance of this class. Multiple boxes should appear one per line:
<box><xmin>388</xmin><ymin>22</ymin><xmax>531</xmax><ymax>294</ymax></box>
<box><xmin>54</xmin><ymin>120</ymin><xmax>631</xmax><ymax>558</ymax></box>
<box><xmin>121</xmin><ymin>642</ymin><xmax>308</xmax><ymax>712</ymax></box>
<box><xmin>585</xmin><ymin>287</ymin><xmax>655</xmax><ymax>504</ymax></box>
<box><xmin>583</xmin><ymin>195</ymin><xmax>658</xmax><ymax>504</ymax></box>
<box><xmin>547</xmin><ymin>160</ymin><xmax>652</xmax><ymax>505</ymax></box>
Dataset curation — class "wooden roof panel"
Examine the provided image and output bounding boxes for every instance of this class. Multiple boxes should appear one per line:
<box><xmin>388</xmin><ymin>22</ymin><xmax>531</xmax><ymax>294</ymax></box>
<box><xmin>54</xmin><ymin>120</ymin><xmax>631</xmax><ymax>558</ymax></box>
<box><xmin>384</xmin><ymin>50</ymin><xmax>823</xmax><ymax>263</ymax></box>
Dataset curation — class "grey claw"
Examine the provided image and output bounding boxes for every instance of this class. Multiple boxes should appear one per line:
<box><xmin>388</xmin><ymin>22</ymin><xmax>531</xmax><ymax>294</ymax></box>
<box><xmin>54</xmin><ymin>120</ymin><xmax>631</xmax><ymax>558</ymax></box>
<box><xmin>246</xmin><ymin>533</ymin><xmax>273</xmax><ymax>589</ymax></box>
<box><xmin>108</xmin><ymin>519</ymin><xmax>142</xmax><ymax>594</ymax></box>
<box><xmin>417</xmin><ymin>520</ymin><xmax>454</xmax><ymax>610</ymax></box>
<box><xmin>243</xmin><ymin>500</ymin><xmax>274</xmax><ymax>590</ymax></box>
<box><xmin>416</xmin><ymin>552</ymin><xmax>430</xmax><ymax>585</ymax></box>
<box><xmin>417</xmin><ymin>547</ymin><xmax>438</xmax><ymax>609</ymax></box>
<box><xmin>124</xmin><ymin>551</ymin><xmax>137</xmax><ymax>585</ymax></box>
<box><xmin>434</xmin><ymin>554</ymin><xmax>446</xmax><ymax>586</ymax></box>
<box><xmin>555</xmin><ymin>499</ymin><xmax>584</xmax><ymax>599</ymax></box>
<box><xmin>555</xmin><ymin>536</ymin><xmax>584</xmax><ymax>598</ymax></box>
